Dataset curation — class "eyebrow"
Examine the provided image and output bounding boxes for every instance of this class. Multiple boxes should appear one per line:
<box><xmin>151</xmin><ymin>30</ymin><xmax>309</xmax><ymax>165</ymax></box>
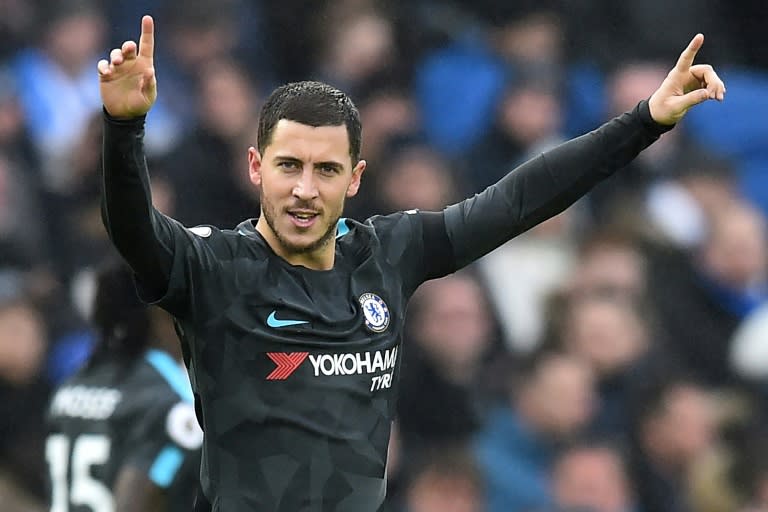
<box><xmin>273</xmin><ymin>156</ymin><xmax>302</xmax><ymax>164</ymax></box>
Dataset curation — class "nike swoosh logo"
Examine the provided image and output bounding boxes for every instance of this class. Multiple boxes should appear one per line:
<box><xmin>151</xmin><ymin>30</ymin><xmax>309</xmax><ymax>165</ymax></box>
<box><xmin>267</xmin><ymin>311</ymin><xmax>309</xmax><ymax>328</ymax></box>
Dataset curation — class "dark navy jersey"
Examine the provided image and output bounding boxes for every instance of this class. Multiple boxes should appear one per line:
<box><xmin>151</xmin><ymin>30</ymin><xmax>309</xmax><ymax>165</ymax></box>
<box><xmin>147</xmin><ymin>213</ymin><xmax>431</xmax><ymax>511</ymax></box>
<box><xmin>46</xmin><ymin>350</ymin><xmax>203</xmax><ymax>512</ymax></box>
<box><xmin>101</xmin><ymin>100</ymin><xmax>671</xmax><ymax>511</ymax></box>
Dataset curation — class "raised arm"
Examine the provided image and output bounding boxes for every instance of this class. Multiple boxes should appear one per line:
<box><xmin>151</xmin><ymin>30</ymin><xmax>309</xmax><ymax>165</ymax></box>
<box><xmin>431</xmin><ymin>33</ymin><xmax>725</xmax><ymax>272</ymax></box>
<box><xmin>98</xmin><ymin>16</ymin><xmax>174</xmax><ymax>300</ymax></box>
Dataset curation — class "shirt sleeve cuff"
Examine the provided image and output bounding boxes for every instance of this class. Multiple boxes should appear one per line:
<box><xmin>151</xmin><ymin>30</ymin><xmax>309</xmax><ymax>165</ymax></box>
<box><xmin>638</xmin><ymin>99</ymin><xmax>675</xmax><ymax>135</ymax></box>
<box><xmin>102</xmin><ymin>106</ymin><xmax>147</xmax><ymax>127</ymax></box>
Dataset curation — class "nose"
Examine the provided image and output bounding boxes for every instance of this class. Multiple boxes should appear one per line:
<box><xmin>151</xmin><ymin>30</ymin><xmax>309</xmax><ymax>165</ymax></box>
<box><xmin>292</xmin><ymin>166</ymin><xmax>319</xmax><ymax>200</ymax></box>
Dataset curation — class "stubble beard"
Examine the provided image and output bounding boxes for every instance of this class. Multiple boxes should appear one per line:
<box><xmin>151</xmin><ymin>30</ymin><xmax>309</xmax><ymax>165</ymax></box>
<box><xmin>260</xmin><ymin>192</ymin><xmax>342</xmax><ymax>256</ymax></box>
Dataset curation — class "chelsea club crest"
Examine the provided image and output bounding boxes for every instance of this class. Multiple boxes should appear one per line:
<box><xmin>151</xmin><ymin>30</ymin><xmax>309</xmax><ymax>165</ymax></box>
<box><xmin>359</xmin><ymin>293</ymin><xmax>390</xmax><ymax>333</ymax></box>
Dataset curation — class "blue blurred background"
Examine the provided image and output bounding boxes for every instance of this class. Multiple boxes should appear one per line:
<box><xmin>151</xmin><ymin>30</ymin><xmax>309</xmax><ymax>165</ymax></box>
<box><xmin>2</xmin><ymin>1</ymin><xmax>768</xmax><ymax>511</ymax></box>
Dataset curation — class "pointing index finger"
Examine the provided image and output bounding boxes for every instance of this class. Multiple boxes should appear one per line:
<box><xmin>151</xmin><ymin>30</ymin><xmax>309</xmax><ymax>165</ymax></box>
<box><xmin>138</xmin><ymin>15</ymin><xmax>154</xmax><ymax>60</ymax></box>
<box><xmin>675</xmin><ymin>33</ymin><xmax>704</xmax><ymax>72</ymax></box>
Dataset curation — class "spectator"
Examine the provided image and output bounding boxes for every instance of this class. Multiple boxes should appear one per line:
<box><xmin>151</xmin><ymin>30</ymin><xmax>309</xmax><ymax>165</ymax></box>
<box><xmin>0</xmin><ymin>66</ymin><xmax>39</xmax><ymax>182</ymax></box>
<box><xmin>629</xmin><ymin>376</ymin><xmax>717</xmax><ymax>512</ymax></box>
<box><xmin>653</xmin><ymin>201</ymin><xmax>768</xmax><ymax>386</ymax></box>
<box><xmin>148</xmin><ymin>0</ymin><xmax>241</xmax><ymax>152</ymax></box>
<box><xmin>551</xmin><ymin>442</ymin><xmax>635</xmax><ymax>512</ymax></box>
<box><xmin>401</xmin><ymin>447</ymin><xmax>485</xmax><ymax>512</ymax></box>
<box><xmin>377</xmin><ymin>144</ymin><xmax>459</xmax><ymax>214</ymax></box>
<box><xmin>11</xmin><ymin>0</ymin><xmax>105</xmax><ymax>188</ymax></box>
<box><xmin>313</xmin><ymin>4</ymin><xmax>398</xmax><ymax>99</ymax></box>
<box><xmin>344</xmin><ymin>88</ymin><xmax>422</xmax><ymax>220</ymax></box>
<box><xmin>0</xmin><ymin>0</ymin><xmax>39</xmax><ymax>60</ymax></box>
<box><xmin>461</xmin><ymin>75</ymin><xmax>564</xmax><ymax>194</ymax></box>
<box><xmin>645</xmin><ymin>151</ymin><xmax>738</xmax><ymax>249</ymax></box>
<box><xmin>355</xmin><ymin>88</ymin><xmax>420</xmax><ymax>165</ymax></box>
<box><xmin>0</xmin><ymin>295</ymin><xmax>49</xmax><ymax>501</ymax></box>
<box><xmin>566</xmin><ymin>231</ymin><xmax>648</xmax><ymax>301</ymax></box>
<box><xmin>475</xmin><ymin>350</ymin><xmax>596</xmax><ymax>512</ymax></box>
<box><xmin>44</xmin><ymin>114</ymin><xmax>111</xmax><ymax>281</ymax></box>
<box><xmin>398</xmin><ymin>273</ymin><xmax>497</xmax><ymax>452</ymax></box>
<box><xmin>555</xmin><ymin>293</ymin><xmax>653</xmax><ymax>438</ymax></box>
<box><xmin>0</xmin><ymin>153</ymin><xmax>46</xmax><ymax>267</ymax></box>
<box><xmin>414</xmin><ymin>2</ymin><xmax>564</xmax><ymax>154</ymax></box>
<box><xmin>165</xmin><ymin>59</ymin><xmax>261</xmax><ymax>228</ymax></box>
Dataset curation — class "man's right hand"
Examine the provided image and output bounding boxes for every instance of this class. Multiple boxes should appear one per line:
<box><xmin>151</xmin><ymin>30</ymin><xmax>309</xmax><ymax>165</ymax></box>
<box><xmin>97</xmin><ymin>15</ymin><xmax>157</xmax><ymax>118</ymax></box>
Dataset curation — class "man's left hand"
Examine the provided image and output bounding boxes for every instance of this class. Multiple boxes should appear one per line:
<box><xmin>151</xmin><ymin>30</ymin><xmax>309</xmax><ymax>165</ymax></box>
<box><xmin>648</xmin><ymin>33</ymin><xmax>726</xmax><ymax>126</ymax></box>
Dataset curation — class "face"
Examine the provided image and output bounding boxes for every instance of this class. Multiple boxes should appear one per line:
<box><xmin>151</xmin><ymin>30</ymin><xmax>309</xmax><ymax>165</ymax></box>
<box><xmin>249</xmin><ymin>120</ymin><xmax>365</xmax><ymax>265</ymax></box>
<box><xmin>608</xmin><ymin>64</ymin><xmax>667</xmax><ymax>115</ymax></box>
<box><xmin>48</xmin><ymin>13</ymin><xmax>105</xmax><ymax>73</ymax></box>
<box><xmin>524</xmin><ymin>356</ymin><xmax>595</xmax><ymax>436</ymax></box>
<box><xmin>201</xmin><ymin>63</ymin><xmax>255</xmax><ymax>138</ymax></box>
<box><xmin>415</xmin><ymin>276</ymin><xmax>491</xmax><ymax>375</ymax></box>
<box><xmin>570</xmin><ymin>243</ymin><xmax>645</xmax><ymax>298</ymax></box>
<box><xmin>553</xmin><ymin>448</ymin><xmax>631</xmax><ymax>512</ymax></box>
<box><xmin>406</xmin><ymin>473</ymin><xmax>483</xmax><ymax>512</ymax></box>
<box><xmin>0</xmin><ymin>303</ymin><xmax>46</xmax><ymax>385</ymax></box>
<box><xmin>704</xmin><ymin>205</ymin><xmax>767</xmax><ymax>289</ymax></box>
<box><xmin>647</xmin><ymin>386</ymin><xmax>715</xmax><ymax>465</ymax></box>
<box><xmin>500</xmin><ymin>86</ymin><xmax>561</xmax><ymax>145</ymax></box>
<box><xmin>382</xmin><ymin>148</ymin><xmax>454</xmax><ymax>211</ymax></box>
<box><xmin>564</xmin><ymin>298</ymin><xmax>648</xmax><ymax>377</ymax></box>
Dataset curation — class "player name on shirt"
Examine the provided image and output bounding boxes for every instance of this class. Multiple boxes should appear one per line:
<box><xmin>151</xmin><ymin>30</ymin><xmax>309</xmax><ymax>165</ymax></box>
<box><xmin>50</xmin><ymin>385</ymin><xmax>123</xmax><ymax>420</ymax></box>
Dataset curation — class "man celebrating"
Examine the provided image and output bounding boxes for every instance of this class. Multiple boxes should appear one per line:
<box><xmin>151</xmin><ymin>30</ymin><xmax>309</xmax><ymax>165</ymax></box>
<box><xmin>98</xmin><ymin>15</ymin><xmax>724</xmax><ymax>511</ymax></box>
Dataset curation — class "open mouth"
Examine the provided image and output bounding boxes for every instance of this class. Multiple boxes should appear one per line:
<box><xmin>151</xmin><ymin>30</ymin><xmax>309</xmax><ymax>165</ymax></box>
<box><xmin>287</xmin><ymin>210</ymin><xmax>319</xmax><ymax>228</ymax></box>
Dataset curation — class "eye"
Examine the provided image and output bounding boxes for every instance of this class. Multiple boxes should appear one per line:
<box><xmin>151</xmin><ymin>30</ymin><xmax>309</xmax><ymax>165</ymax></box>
<box><xmin>278</xmin><ymin>161</ymin><xmax>299</xmax><ymax>171</ymax></box>
<box><xmin>319</xmin><ymin>165</ymin><xmax>340</xmax><ymax>176</ymax></box>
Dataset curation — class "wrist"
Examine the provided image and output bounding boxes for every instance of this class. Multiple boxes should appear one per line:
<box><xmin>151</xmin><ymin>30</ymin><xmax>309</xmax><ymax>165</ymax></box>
<box><xmin>103</xmin><ymin>106</ymin><xmax>147</xmax><ymax>124</ymax></box>
<box><xmin>640</xmin><ymin>99</ymin><xmax>675</xmax><ymax>134</ymax></box>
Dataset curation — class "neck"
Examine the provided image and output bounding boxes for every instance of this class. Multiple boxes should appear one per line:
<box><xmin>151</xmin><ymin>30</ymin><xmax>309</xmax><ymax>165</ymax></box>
<box><xmin>255</xmin><ymin>217</ymin><xmax>336</xmax><ymax>270</ymax></box>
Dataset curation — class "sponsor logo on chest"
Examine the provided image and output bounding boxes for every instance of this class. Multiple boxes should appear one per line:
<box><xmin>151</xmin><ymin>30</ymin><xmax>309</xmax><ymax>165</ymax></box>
<box><xmin>266</xmin><ymin>346</ymin><xmax>398</xmax><ymax>392</ymax></box>
<box><xmin>308</xmin><ymin>347</ymin><xmax>398</xmax><ymax>377</ymax></box>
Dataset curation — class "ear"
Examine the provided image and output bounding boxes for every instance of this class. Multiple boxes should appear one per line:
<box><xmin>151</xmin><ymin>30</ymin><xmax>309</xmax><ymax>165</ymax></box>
<box><xmin>346</xmin><ymin>159</ymin><xmax>367</xmax><ymax>198</ymax></box>
<box><xmin>248</xmin><ymin>147</ymin><xmax>262</xmax><ymax>187</ymax></box>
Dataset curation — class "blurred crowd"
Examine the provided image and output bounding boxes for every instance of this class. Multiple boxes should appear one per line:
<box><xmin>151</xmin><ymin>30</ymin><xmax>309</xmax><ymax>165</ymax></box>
<box><xmin>1</xmin><ymin>0</ymin><xmax>768</xmax><ymax>511</ymax></box>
